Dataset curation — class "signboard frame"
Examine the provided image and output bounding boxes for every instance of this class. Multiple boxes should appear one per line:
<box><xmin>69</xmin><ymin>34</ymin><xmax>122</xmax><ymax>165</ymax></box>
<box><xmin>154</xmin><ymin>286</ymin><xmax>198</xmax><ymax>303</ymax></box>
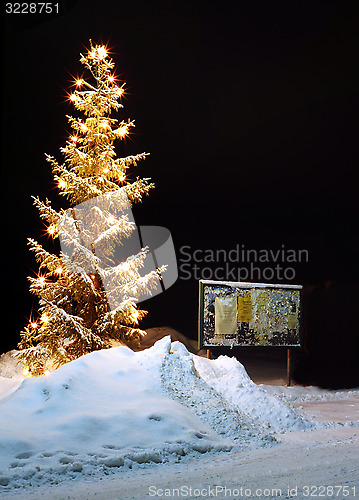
<box><xmin>198</xmin><ymin>280</ymin><xmax>303</xmax><ymax>350</ymax></box>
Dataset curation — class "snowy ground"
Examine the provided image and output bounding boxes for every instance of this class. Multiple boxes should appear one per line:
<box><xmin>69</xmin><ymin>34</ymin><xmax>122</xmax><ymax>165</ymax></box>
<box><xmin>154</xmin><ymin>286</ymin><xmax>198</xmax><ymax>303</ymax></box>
<box><xmin>0</xmin><ymin>336</ymin><xmax>358</xmax><ymax>499</ymax></box>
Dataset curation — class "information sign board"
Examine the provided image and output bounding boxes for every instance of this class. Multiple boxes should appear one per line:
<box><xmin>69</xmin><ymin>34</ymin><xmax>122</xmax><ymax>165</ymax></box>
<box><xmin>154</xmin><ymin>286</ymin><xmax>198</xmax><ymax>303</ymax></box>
<box><xmin>198</xmin><ymin>280</ymin><xmax>302</xmax><ymax>348</ymax></box>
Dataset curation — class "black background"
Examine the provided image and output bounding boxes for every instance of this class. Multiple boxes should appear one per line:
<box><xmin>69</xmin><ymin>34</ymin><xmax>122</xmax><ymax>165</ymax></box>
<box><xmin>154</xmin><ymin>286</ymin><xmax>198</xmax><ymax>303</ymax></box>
<box><xmin>2</xmin><ymin>0</ymin><xmax>359</xmax><ymax>387</ymax></box>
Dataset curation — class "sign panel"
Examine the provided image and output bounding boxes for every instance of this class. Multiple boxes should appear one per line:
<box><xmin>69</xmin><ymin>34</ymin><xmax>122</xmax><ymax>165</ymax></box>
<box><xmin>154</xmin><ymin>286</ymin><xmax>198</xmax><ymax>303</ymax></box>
<box><xmin>198</xmin><ymin>280</ymin><xmax>302</xmax><ymax>348</ymax></box>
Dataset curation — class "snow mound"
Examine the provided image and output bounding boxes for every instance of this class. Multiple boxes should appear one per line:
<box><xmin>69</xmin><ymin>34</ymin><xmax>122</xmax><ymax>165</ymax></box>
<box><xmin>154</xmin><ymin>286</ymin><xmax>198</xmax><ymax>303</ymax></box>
<box><xmin>0</xmin><ymin>337</ymin><xmax>313</xmax><ymax>490</ymax></box>
<box><xmin>0</xmin><ymin>350</ymin><xmax>24</xmax><ymax>380</ymax></box>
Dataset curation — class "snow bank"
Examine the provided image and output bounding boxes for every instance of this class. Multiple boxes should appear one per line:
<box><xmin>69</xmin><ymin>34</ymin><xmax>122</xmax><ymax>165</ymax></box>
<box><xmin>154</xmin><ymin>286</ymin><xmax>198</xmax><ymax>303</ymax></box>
<box><xmin>193</xmin><ymin>354</ymin><xmax>310</xmax><ymax>433</ymax></box>
<box><xmin>0</xmin><ymin>337</ymin><xmax>313</xmax><ymax>491</ymax></box>
<box><xmin>261</xmin><ymin>383</ymin><xmax>359</xmax><ymax>403</ymax></box>
<box><xmin>0</xmin><ymin>351</ymin><xmax>24</xmax><ymax>380</ymax></box>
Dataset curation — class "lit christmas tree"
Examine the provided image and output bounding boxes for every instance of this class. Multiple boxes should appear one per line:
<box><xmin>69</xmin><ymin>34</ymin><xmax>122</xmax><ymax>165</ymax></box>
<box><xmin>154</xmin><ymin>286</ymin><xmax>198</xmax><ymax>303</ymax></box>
<box><xmin>15</xmin><ymin>41</ymin><xmax>165</xmax><ymax>376</ymax></box>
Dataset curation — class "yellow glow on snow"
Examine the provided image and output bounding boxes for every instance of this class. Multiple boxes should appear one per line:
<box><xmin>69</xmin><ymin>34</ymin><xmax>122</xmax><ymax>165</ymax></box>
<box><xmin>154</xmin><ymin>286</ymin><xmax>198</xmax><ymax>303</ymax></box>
<box><xmin>22</xmin><ymin>366</ymin><xmax>33</xmax><ymax>378</ymax></box>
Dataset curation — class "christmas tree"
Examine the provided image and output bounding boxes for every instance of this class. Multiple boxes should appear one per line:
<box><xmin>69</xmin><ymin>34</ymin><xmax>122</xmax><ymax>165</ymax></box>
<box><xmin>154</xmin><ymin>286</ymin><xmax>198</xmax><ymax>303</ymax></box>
<box><xmin>15</xmin><ymin>41</ymin><xmax>165</xmax><ymax>376</ymax></box>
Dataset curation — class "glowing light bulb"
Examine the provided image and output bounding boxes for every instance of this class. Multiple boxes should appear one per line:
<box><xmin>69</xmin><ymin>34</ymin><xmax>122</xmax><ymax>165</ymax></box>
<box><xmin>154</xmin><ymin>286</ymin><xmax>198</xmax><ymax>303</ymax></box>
<box><xmin>116</xmin><ymin>88</ymin><xmax>124</xmax><ymax>97</ymax></box>
<box><xmin>43</xmin><ymin>370</ymin><xmax>51</xmax><ymax>376</ymax></box>
<box><xmin>118</xmin><ymin>127</ymin><xmax>128</xmax><ymax>138</ymax></box>
<box><xmin>58</xmin><ymin>179</ymin><xmax>67</xmax><ymax>189</ymax></box>
<box><xmin>97</xmin><ymin>46</ymin><xmax>107</xmax><ymax>60</ymax></box>
<box><xmin>69</xmin><ymin>93</ymin><xmax>77</xmax><ymax>102</ymax></box>
<box><xmin>108</xmin><ymin>75</ymin><xmax>115</xmax><ymax>83</ymax></box>
<box><xmin>80</xmin><ymin>123</ymin><xmax>88</xmax><ymax>132</ymax></box>
<box><xmin>38</xmin><ymin>276</ymin><xmax>46</xmax><ymax>286</ymax></box>
<box><xmin>30</xmin><ymin>322</ymin><xmax>38</xmax><ymax>329</ymax></box>
<box><xmin>70</xmin><ymin>135</ymin><xmax>78</xmax><ymax>142</ymax></box>
<box><xmin>103</xmin><ymin>167</ymin><xmax>109</xmax><ymax>173</ymax></box>
<box><xmin>130</xmin><ymin>309</ymin><xmax>140</xmax><ymax>324</ymax></box>
<box><xmin>47</xmin><ymin>225</ymin><xmax>56</xmax><ymax>236</ymax></box>
<box><xmin>76</xmin><ymin>79</ymin><xmax>83</xmax><ymax>86</ymax></box>
<box><xmin>118</xmin><ymin>173</ymin><xmax>126</xmax><ymax>182</ymax></box>
<box><xmin>99</xmin><ymin>120</ymin><xmax>110</xmax><ymax>131</ymax></box>
<box><xmin>55</xmin><ymin>266</ymin><xmax>63</xmax><ymax>275</ymax></box>
<box><xmin>41</xmin><ymin>313</ymin><xmax>49</xmax><ymax>325</ymax></box>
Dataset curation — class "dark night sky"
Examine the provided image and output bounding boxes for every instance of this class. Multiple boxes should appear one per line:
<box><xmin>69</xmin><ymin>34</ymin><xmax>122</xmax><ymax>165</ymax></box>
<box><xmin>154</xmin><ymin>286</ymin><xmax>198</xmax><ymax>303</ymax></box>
<box><xmin>2</xmin><ymin>0</ymin><xmax>359</xmax><ymax>384</ymax></box>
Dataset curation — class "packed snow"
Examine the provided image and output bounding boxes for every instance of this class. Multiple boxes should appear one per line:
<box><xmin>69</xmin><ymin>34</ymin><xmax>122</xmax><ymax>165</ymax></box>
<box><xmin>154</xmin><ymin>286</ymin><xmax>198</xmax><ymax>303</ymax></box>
<box><xmin>0</xmin><ymin>336</ymin><xmax>358</xmax><ymax>498</ymax></box>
